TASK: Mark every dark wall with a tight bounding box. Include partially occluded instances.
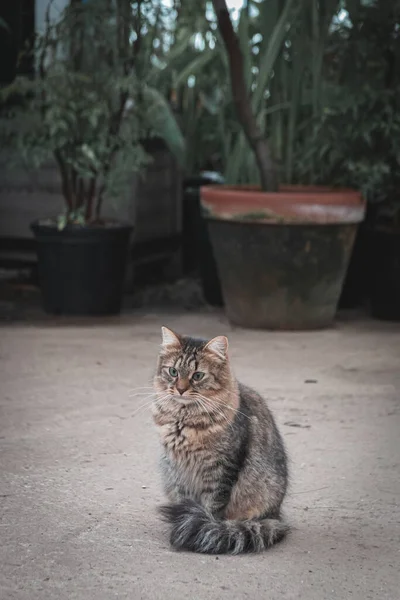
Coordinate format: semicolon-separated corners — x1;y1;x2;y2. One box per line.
0;1;35;84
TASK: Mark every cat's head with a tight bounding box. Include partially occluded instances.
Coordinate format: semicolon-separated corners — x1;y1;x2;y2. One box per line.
154;327;231;402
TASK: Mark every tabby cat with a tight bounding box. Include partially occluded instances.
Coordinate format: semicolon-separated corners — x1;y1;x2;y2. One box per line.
152;327;289;554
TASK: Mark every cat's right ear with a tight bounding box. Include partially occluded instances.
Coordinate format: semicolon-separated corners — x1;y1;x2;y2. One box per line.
204;335;229;360
161;326;182;349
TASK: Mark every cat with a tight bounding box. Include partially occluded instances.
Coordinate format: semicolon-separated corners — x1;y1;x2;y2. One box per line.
152;326;289;554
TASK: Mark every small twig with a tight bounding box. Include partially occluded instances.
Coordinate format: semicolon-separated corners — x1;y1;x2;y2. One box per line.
77;177;84;209
95;184;105;220
71;167;78;210
132;0;143;67
54;150;73;210
38;0;56;79
85;177;96;221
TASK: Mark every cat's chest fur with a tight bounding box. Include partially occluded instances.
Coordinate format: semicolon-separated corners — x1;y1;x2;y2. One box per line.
154;410;217;487
157;415;210;455
159;422;210;497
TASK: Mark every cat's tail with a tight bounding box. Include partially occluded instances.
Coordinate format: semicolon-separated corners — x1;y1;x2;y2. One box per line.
159;499;289;555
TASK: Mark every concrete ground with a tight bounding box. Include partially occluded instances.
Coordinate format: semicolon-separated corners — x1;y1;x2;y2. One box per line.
0;311;399;600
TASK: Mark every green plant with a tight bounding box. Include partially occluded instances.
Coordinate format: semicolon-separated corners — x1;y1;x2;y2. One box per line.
297;86;400;206
0;0;184;227
166;0;341;188
295;0;400;225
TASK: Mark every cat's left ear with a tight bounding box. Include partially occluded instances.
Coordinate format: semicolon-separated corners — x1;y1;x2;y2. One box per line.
204;336;229;360
161;326;182;349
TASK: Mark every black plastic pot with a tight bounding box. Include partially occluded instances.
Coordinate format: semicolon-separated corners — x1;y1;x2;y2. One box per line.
182;172;224;306
369;227;400;321
31;221;133;316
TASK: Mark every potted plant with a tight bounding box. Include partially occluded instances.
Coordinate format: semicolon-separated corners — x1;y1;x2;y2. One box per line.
196;0;365;329
298;87;400;321
295;0;400;321
342;97;400;323
0;0;184;316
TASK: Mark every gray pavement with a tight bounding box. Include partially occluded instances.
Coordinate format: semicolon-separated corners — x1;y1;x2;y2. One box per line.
1;311;399;599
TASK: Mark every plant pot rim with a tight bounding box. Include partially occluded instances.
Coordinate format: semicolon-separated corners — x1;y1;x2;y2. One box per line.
200;184;366;225
31;219;134;242
31;218;133;230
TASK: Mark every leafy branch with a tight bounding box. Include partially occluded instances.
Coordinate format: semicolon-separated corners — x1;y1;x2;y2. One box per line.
0;0;184;226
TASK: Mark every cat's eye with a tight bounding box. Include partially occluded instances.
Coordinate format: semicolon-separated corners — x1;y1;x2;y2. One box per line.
169;367;178;377
192;371;205;382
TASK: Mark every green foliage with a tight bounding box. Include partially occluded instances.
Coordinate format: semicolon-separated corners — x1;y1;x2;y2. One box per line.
296;87;400;200
9;0;395;220
165;0;341;185
166;0;399;224
295;0;400;224
0;0;185;225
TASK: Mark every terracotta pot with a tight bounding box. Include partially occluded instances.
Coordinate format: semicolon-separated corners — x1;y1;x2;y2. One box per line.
200;185;366;330
201;184;365;224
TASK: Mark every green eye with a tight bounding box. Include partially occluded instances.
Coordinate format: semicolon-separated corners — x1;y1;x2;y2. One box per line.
192;371;205;382
169;367;178;377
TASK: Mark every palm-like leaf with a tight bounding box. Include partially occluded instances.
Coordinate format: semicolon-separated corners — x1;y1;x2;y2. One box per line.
142;86;186;167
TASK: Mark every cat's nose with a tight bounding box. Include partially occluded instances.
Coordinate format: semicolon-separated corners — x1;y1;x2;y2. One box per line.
176;381;189;395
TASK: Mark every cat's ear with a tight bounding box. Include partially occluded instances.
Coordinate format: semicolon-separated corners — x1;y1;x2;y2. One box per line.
204;335;229;360
161;326;182;349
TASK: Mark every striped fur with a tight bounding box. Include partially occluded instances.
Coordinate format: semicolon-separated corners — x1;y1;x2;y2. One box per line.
159;500;289;554
152;328;289;555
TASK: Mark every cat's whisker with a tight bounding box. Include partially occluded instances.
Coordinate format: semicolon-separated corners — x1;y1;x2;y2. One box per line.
131;400;171;419
192;397;211;421
194;392;243;431
130;393;170;417
206;394;253;421
129;388;168;400
191;395;216;424
210;387;252;406
192;393;235;432
192;392;222;413
217;403;252;421
128;391;155;399
130;400;155;417
194;397;227;431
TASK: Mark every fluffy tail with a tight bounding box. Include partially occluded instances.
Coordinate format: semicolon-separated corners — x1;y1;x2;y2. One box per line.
159;499;289;555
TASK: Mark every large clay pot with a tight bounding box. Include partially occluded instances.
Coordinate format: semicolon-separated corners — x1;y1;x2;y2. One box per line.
200;185;366;330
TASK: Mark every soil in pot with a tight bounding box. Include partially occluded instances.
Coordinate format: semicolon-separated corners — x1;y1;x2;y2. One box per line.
201;185;365;330
369;227;400;321
31;221;133;316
